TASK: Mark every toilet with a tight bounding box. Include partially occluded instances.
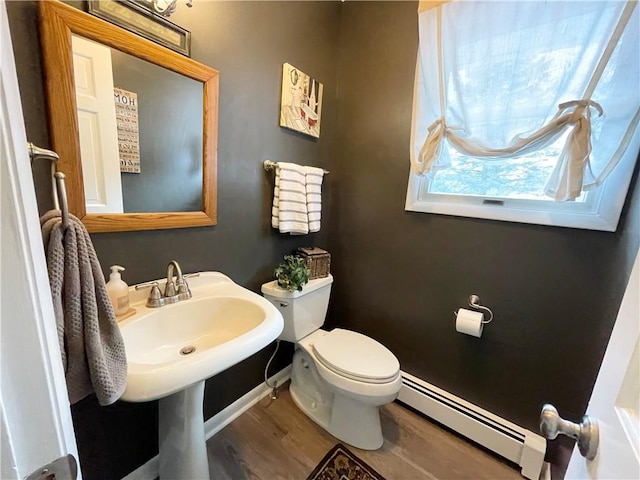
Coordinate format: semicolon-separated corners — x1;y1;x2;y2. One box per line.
261;274;401;450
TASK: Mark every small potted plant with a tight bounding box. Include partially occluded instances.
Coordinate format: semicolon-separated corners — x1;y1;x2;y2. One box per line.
274;255;311;292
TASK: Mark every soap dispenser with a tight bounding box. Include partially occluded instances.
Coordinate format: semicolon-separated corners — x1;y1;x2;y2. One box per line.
106;265;129;316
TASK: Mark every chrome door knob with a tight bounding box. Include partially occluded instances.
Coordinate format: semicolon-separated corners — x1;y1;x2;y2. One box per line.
540;404;599;460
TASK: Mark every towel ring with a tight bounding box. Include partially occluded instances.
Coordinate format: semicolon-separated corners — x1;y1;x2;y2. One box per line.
28;142;70;230
54;172;70;230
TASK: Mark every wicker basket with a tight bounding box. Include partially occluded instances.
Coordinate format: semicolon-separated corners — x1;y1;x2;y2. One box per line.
297;247;331;280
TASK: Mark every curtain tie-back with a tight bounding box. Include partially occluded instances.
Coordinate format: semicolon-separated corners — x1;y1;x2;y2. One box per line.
427;117;446;132
413;117;447;175
413;118;467;175
558;100;604;122
426;117;464;133
544;100;604;202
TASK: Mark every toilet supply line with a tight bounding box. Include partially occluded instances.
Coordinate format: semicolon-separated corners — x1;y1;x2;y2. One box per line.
264;340;281;399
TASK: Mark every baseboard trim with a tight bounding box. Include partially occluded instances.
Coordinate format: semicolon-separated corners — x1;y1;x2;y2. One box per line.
398;371;546;480
121;365;292;480
204;365;292;439
121;456;158;480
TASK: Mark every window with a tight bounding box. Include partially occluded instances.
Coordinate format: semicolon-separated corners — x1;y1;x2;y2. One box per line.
406;1;640;231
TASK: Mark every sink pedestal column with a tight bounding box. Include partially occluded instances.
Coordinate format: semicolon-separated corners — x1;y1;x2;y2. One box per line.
158;381;209;479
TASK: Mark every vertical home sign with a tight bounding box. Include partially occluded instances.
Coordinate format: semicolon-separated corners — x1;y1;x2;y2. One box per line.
114;87;141;173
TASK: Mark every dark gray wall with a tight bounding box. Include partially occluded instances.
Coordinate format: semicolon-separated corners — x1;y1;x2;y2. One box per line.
328;1;640;474
7;1;340;479
8;1;640;478
111;48;204;213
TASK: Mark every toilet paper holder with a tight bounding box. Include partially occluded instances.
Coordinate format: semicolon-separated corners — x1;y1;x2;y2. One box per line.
455;294;494;324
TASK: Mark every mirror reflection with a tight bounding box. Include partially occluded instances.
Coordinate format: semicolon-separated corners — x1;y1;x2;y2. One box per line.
72;34;203;214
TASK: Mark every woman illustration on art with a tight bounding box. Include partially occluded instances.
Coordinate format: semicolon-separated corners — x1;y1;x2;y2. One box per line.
289;68;303;117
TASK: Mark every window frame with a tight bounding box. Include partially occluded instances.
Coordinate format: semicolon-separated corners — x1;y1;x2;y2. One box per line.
406;1;640;232
405;128;639;231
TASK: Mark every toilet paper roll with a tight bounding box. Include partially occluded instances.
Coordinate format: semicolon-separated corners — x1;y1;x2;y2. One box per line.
456;308;484;337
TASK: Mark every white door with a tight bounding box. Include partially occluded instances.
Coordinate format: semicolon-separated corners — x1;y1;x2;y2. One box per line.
0;2;80;479
565;247;640;479
72;34;123;214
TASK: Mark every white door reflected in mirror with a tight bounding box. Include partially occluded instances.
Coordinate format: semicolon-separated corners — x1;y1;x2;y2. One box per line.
72;35;124;214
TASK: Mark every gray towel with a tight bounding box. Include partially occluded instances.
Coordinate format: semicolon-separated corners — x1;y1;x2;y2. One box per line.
41;210;127;406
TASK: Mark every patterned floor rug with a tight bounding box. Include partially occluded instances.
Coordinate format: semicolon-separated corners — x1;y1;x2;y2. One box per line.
306;444;387;480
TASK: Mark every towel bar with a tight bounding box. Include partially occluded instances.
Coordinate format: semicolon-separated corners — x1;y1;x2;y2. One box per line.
263;160;329;174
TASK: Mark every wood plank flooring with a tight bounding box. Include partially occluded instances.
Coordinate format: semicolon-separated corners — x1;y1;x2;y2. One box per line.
206;383;522;479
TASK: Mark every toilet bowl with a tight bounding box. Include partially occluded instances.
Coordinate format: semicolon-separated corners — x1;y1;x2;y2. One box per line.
261;275;401;450
291;329;401;449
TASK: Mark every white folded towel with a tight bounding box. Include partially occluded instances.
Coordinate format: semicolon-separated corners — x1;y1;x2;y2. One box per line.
305;166;324;232
271;162;309;234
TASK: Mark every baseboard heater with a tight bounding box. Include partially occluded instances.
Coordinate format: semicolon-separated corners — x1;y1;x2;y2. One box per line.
398;371;546;480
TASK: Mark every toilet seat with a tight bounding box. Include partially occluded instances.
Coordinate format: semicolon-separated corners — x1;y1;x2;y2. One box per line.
312;329;400;384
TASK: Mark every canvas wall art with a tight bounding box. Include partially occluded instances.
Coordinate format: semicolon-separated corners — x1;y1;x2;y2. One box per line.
114;87;141;173
280;63;324;138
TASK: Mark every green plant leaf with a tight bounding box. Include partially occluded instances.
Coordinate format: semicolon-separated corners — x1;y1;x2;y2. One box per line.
274;254;311;292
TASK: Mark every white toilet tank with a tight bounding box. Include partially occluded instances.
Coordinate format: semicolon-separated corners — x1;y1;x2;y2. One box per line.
261;274;333;342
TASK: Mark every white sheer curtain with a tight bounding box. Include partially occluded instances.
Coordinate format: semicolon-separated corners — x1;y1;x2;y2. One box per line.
411;1;640;202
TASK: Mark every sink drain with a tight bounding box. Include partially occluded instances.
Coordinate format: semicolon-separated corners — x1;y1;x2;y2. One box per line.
180;346;196;355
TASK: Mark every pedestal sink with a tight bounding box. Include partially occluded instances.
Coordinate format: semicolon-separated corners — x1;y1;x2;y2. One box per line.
118;272;284;479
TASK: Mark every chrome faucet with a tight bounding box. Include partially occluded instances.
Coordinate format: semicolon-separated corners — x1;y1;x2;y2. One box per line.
165;260;192;302
164;260;180;297
135;260;193;308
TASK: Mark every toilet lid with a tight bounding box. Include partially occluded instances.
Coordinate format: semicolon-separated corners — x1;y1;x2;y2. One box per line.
312;329;399;383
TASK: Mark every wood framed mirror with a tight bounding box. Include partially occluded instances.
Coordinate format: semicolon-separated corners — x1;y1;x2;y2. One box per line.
39;0;218;232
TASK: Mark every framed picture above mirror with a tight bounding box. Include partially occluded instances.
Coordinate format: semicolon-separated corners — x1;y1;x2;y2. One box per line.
87;0;191;56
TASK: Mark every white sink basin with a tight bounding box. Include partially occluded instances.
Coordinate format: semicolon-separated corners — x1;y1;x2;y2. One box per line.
119;272;284;402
